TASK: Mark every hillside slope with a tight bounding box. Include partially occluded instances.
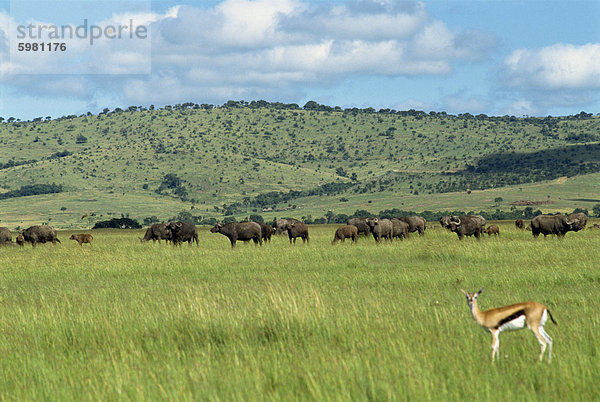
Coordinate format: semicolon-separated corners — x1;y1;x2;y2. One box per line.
0;104;599;228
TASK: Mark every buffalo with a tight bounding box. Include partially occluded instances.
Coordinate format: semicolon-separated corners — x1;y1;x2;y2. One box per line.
286;221;309;244
210;221;262;248
254;222;272;243
530;215;578;238
70;233;93;246
390;218;409;240
485;225;500;237
166;221;199;246
515;219;525;230
140;223;171;243
439;216;455;230
567;213;587;232
21;225;61;247
272;218;300;235
471;215;487;228
346;218;371;236
0;227;11;244
366;218;393;243
447;215;486;240
332;225;358;245
16;233;24;247
398;216;426;236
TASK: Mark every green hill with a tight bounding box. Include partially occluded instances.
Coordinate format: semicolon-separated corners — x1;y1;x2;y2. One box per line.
1;103;599;228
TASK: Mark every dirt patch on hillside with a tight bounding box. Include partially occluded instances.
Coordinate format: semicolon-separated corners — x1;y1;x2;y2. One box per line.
556;176;567;184
510;200;553;206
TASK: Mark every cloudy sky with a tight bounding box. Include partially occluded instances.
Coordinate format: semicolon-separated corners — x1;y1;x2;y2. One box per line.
1;0;599;119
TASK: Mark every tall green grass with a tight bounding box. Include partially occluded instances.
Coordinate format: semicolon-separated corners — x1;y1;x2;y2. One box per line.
0;224;598;400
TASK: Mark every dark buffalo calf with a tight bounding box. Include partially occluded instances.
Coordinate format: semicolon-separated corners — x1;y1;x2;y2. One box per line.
332;225;358;245
515;219;525;230
16;233;25;247
70;233;93;246
485;225;500;237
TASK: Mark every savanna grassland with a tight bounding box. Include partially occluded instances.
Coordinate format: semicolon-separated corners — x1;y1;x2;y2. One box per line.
1;104;600;228
0;223;598;400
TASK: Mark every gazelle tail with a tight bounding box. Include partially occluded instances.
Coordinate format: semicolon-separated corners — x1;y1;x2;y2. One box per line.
547;309;557;326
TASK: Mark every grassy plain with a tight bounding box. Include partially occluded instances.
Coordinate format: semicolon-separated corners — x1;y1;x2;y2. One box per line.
1;171;599;229
0;223;598;400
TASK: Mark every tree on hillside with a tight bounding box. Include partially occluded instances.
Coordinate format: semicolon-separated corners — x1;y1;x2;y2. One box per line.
249;214;264;222
160;173;182;190
92;218;141;229
156;173;189;202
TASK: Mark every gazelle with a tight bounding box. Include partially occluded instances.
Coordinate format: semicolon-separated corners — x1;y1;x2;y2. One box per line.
461;288;557;362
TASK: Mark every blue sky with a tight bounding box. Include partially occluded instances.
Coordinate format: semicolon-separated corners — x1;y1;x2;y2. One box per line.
1;0;599;119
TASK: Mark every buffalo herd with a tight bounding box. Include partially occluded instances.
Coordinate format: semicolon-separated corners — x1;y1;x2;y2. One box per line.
0;212;592;248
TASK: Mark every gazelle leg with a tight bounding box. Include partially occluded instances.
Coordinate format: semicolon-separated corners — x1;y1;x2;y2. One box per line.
531;326;547;362
491;329;500;363
539;327;553;362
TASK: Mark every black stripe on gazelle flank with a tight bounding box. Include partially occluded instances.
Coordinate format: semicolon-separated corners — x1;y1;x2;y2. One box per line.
495;309;525;329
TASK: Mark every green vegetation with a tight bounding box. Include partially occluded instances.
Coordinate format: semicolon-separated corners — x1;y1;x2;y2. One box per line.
0;183;63;200
0;102;599;228
92;217;141;229
0;224;598;399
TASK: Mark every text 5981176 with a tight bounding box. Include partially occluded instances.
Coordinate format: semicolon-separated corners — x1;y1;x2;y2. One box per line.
18;42;66;51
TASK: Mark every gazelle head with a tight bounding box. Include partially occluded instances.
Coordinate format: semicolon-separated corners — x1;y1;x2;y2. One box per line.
461;288;484;307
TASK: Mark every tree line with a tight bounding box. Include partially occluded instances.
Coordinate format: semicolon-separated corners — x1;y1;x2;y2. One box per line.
3;99;598;124
0;183;63;200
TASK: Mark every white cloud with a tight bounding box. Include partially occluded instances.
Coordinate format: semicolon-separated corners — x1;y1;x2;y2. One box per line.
101;6;180;28
412;20;455;59
498;43;600;114
1;0;496;109
138;0;491;102
216;0;302;46
504;99;537;117
287;3;428;41
503;43;600;90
